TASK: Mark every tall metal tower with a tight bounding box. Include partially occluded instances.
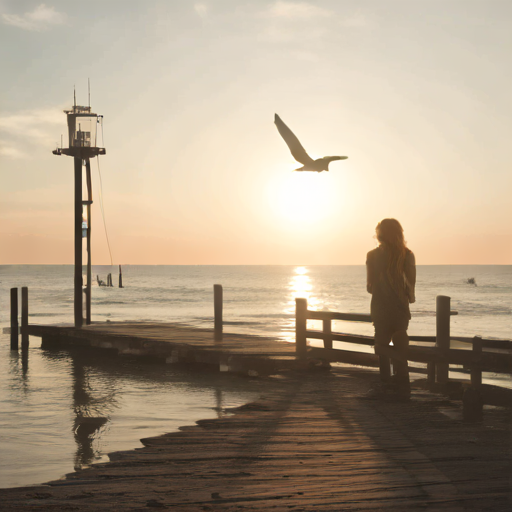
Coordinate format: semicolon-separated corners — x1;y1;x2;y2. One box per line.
53;91;106;327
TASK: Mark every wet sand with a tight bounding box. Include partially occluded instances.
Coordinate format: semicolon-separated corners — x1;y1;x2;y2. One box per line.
0;366;510;511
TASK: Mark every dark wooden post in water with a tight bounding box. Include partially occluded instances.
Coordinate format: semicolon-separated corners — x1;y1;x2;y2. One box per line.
214;284;223;333
436;295;451;385
85;160;93;325
74;156;83;327
119;265;123;288
295;298;307;360
322;318;332;349
10;287;18;351
21;287;29;351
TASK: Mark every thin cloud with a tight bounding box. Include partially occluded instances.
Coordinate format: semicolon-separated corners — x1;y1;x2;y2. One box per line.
0;141;24;159
0;108;65;158
0;108;63;139
342;11;373;28
194;3;209;19
259;1;331;44
259;3;374;44
265;1;331;19
2;4;66;31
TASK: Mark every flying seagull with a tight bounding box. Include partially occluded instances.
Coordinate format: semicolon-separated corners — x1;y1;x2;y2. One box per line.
274;114;348;172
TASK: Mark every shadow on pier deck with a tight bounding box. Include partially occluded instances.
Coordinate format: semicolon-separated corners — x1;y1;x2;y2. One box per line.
0;365;510;511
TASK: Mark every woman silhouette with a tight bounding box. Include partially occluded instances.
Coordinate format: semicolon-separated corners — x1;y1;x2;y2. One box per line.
366;219;416;396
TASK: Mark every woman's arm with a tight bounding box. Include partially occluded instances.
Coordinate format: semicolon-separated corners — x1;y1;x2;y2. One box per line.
366;252;373;294
405;251;416;303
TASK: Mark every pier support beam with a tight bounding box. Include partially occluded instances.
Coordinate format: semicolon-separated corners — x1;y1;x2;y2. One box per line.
10;287;18;351
214;284;223;336
85;159;92;325
21;287;29;351
74;157;83;328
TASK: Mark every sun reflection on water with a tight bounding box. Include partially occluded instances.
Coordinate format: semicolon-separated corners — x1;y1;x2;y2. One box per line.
289;266;316;303
280;266;322;342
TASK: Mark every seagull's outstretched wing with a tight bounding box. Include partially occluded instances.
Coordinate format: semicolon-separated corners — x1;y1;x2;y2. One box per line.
274;114;314;166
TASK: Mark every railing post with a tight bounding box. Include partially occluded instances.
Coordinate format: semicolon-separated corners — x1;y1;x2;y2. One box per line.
10;287;19;351
470;336;482;389
463;336;483;421
323;318;332;349
295;298;308;360
436;295;451;385
214;284;223;333
21;287;29;351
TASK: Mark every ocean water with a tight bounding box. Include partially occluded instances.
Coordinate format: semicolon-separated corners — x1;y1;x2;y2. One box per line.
0;265;510;489
1;265;511;339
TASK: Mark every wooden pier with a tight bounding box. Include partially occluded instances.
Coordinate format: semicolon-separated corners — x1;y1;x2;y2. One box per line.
11;286;512;415
4;288;512;509
26;322;299;376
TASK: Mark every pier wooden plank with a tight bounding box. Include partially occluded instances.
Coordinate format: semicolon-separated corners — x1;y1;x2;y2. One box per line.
27;322;295;356
26;322;299;374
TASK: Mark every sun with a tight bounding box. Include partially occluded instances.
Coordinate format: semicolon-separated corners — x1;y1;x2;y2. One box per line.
267;172;337;228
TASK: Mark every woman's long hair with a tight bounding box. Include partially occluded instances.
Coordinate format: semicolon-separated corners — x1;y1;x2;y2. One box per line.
375;218;408;288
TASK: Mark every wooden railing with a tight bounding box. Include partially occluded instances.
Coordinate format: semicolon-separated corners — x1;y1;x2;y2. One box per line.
295;295;511;418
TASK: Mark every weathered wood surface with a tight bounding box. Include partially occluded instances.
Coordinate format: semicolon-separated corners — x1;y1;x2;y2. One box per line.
10;287;18;350
27;322;294;355
1;367;510;510
26;322;298;374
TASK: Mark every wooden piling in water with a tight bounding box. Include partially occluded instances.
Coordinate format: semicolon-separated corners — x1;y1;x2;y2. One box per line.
214;284;223;333
74;157;83;328
119;265;123;288
85;159;92;325
436;295;451;384
21;287;29;351
10;288;18;351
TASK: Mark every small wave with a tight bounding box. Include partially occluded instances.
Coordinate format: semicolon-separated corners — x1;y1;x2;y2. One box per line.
455;301;511;316
143;297;201;305
223;321;261;326
411;310;436;318
29;313;58;317
93;300;128;306
242;313;294;319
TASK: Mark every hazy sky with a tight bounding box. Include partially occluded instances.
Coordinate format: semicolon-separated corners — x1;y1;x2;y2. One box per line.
1;0;511;265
